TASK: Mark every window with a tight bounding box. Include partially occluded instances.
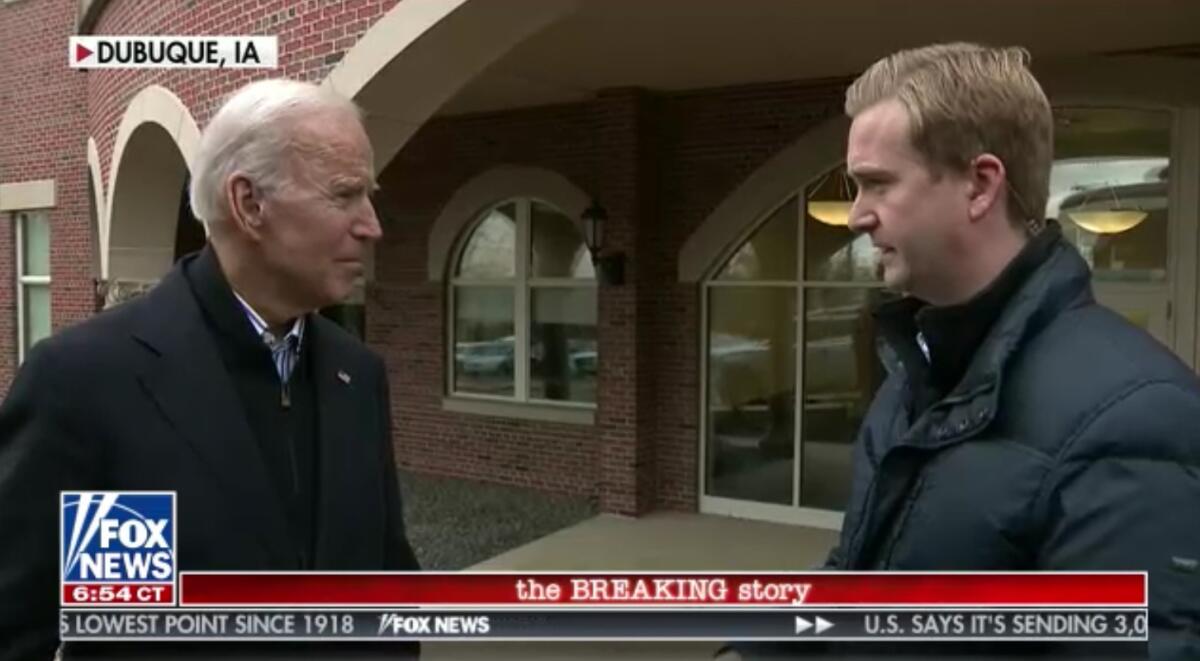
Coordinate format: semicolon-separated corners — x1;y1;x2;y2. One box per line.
17;210;51;362
705;167;889;513
449;199;597;406
1048;108;1174;344
1050;108;1170;281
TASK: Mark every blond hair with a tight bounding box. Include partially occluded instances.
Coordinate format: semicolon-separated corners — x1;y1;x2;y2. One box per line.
845;43;1052;227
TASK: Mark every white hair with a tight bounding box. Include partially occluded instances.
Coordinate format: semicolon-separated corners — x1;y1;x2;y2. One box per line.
188;78;365;224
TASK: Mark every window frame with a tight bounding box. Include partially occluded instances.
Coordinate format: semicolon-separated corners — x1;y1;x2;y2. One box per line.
16;209;51;364
446;197;598;413
1049;106;1180;351
701;186;882;526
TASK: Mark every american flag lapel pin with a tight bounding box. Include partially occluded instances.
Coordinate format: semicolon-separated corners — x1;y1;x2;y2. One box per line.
337;370;351;384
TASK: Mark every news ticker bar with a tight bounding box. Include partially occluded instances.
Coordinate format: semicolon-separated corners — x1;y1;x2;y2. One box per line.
61;608;1149;642
173;572;1146;607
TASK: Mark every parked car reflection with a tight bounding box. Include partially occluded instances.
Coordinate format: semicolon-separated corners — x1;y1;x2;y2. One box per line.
567;338;597;375
455;336;514;376
455;339;598;378
707;298;882;509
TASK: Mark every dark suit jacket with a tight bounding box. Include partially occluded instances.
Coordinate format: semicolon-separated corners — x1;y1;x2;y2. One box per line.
0;250;419;660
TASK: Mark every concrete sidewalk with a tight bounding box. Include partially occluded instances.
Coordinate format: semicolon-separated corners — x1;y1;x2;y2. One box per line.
470;511;838;571
423;512;839;660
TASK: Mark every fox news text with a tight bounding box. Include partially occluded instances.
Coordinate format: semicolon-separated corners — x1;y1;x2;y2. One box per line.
61;492;177;607
58;492;1147;642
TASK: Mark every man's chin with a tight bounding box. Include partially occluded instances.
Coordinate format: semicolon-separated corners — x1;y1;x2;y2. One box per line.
323;281;357;306
881;268;907;294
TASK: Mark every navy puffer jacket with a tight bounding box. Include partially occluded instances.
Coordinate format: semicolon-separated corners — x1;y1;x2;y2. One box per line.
820;232;1200;659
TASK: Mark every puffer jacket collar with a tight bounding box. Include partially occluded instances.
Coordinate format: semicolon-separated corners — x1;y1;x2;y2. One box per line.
872;223;1095;452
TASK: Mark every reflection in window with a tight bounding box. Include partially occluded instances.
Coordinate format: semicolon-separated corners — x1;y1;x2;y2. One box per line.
18;211;52;362
530;288;597;403
806;232;878;283
717;197;798;281
800;288;886;510
22;211;50;276
705;163;885;514
450;198;597;405
23;286;51;352
453;287;515;397
805;168;877;282
707;287;795;506
531;201;593;279
1049;109;1170;281
570;250;596;279
457;204;516;279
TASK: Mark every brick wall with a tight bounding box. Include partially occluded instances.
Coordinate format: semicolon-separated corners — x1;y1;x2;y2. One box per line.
0;0;403;392
650;80;848;510
88;0;403;186
374;79;848;513
0;0;91;394
372;101;610;504
2;0;852;514
588;89;651;515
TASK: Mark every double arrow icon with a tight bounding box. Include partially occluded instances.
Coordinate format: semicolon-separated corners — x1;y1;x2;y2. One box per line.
794;616;834;635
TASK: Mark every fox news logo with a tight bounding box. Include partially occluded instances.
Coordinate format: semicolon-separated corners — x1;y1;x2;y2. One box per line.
62;492;175;583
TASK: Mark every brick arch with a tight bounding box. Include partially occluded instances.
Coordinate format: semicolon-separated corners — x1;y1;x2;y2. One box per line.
105;85;199;281
677;116;849;284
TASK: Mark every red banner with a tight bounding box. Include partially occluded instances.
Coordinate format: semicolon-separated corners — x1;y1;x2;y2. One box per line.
179;572;1144;607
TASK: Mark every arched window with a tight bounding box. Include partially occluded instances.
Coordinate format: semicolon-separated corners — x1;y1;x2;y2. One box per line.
449;198;597;406
702;109;1187;524
704;164;888;519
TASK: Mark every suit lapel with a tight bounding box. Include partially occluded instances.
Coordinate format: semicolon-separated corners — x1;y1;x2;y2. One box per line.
132;263;293;566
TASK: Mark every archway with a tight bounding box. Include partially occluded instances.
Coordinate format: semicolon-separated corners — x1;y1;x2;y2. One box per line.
104;85;201;301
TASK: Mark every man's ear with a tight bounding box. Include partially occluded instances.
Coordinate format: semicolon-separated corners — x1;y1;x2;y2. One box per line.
227;173;266;239
967;153;1007;223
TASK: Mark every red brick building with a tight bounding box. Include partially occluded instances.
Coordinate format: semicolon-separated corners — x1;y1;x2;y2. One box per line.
3;0;1199;528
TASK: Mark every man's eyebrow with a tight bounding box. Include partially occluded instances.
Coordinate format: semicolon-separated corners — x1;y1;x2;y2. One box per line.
330;175;372;189
847;165;890;180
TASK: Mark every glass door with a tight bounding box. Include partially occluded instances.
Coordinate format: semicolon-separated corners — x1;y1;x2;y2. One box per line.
702;170;884;529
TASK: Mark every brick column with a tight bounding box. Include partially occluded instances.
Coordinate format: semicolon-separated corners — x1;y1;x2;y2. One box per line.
592;89;658;515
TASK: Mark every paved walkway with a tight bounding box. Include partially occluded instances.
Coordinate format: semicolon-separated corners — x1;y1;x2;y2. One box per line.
471;511;838;570
424;512;839;660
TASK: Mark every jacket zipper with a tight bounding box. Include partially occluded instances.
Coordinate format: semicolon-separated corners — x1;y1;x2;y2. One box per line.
281;381;298;496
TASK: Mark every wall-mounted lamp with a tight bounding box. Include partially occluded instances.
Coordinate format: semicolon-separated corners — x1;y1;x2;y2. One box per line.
581;200;625;285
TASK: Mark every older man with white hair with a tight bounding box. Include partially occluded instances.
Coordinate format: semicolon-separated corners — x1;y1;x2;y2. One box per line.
0;79;420;660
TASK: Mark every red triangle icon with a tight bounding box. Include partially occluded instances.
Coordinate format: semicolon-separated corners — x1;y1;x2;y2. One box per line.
75;43;93;62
